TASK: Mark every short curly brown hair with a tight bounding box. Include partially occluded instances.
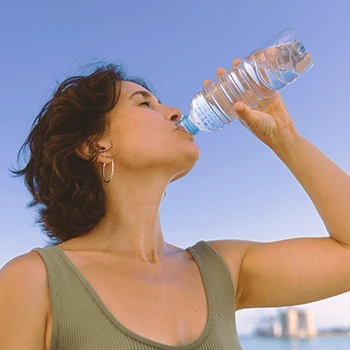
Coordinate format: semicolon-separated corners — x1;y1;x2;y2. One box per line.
11;63;154;244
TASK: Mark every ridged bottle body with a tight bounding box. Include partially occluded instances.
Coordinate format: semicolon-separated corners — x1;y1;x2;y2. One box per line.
177;29;314;136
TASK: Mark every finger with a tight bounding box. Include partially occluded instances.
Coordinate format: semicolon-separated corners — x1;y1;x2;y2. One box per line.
216;67;226;78
204;67;228;87
233;58;242;67
203;79;211;87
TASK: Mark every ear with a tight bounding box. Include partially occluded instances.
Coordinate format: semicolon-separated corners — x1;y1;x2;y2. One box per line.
76;138;113;164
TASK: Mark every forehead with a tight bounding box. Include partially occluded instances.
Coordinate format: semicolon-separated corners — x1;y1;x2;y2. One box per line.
119;81;161;105
120;81;150;96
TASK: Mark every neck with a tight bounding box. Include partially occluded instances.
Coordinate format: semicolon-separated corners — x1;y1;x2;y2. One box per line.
77;170;171;263
89;208;167;262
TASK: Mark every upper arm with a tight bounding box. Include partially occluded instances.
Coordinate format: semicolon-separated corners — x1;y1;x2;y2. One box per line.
0;251;49;350
236;237;350;310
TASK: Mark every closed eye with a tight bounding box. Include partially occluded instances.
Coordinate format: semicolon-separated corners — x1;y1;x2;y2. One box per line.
140;101;151;107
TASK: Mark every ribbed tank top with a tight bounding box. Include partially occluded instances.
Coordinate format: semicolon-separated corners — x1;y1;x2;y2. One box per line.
33;241;242;350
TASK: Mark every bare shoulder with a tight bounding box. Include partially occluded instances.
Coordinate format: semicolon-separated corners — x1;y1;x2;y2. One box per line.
0;251;49;349
1;250;49;290
2;249;46;270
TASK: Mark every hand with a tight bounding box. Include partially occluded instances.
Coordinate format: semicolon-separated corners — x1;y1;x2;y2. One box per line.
204;59;300;147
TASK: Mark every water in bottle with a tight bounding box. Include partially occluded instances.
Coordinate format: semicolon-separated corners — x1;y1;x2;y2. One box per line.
176;28;314;136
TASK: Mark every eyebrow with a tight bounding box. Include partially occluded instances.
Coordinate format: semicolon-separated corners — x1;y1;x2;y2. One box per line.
128;90;161;104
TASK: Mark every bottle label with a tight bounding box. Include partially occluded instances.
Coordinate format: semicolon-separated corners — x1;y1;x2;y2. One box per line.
192;94;225;131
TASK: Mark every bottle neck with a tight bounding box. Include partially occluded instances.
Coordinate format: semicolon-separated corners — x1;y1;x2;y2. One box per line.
176;115;200;136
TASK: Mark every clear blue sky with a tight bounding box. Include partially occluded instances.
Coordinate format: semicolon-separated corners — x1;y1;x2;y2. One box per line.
1;0;350;335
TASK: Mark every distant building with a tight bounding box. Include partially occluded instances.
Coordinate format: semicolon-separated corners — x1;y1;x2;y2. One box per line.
254;308;350;339
280;308;316;338
254;308;317;339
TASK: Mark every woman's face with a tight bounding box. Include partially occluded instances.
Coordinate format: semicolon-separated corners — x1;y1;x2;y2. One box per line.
105;81;200;181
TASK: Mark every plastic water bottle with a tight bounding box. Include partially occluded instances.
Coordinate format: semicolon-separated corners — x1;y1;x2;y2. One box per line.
176;28;314;136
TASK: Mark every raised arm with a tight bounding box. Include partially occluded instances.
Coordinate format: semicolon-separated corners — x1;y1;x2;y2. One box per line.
205;61;350;309
233;91;350;247
216;127;350;309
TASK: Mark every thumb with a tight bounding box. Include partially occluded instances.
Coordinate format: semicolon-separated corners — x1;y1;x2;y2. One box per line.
233;102;256;128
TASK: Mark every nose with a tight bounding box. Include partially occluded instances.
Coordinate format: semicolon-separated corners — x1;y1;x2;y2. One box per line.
165;107;182;123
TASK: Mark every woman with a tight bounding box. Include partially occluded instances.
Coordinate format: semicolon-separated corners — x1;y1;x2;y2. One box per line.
1;59;350;350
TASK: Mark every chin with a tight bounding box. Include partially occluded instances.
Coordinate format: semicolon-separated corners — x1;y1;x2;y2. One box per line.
170;154;200;183
184;141;200;161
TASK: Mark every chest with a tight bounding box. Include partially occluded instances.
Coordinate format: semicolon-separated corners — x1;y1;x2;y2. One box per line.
46;255;210;348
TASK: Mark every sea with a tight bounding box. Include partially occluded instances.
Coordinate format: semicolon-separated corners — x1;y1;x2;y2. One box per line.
239;337;350;350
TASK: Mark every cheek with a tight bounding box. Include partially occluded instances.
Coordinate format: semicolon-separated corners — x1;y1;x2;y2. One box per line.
110;121;200;167
112;132;168;166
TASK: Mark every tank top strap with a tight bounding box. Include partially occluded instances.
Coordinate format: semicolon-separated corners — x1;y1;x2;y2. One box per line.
32;246;97;308
32;247;72;312
32;246;111;349
186;241;237;318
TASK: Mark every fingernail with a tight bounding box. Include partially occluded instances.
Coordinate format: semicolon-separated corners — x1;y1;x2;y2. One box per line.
234;102;244;111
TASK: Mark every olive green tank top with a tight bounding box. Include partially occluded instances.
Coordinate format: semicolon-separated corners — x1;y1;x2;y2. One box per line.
33;241;242;350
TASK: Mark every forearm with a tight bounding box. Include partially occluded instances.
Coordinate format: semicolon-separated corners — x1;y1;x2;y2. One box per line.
271;130;350;245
